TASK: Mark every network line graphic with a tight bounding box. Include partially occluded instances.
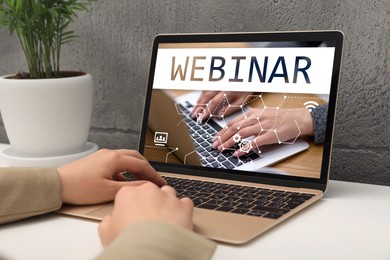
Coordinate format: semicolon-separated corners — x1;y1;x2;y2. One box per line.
210;93;307;155
150;90;326;167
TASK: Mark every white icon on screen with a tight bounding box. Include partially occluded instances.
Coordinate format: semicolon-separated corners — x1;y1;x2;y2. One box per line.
303;101;319;112
239;140;252;154
154;132;168;146
195;107;206;124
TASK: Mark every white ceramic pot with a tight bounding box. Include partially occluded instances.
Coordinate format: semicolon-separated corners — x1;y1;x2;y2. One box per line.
0;73;93;157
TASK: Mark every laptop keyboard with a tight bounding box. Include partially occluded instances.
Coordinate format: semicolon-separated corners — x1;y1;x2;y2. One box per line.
123;173;315;219
178;102;261;169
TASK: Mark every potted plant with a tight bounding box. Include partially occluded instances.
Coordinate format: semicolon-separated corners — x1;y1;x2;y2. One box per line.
0;0;97;166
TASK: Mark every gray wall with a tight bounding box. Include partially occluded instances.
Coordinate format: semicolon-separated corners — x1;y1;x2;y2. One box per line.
1;0;389;185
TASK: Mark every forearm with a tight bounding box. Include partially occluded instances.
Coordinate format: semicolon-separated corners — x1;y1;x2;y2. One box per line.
96;221;216;260
0;168;62;224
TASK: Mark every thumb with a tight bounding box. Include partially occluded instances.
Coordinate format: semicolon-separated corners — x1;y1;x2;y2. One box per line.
98;215;113;247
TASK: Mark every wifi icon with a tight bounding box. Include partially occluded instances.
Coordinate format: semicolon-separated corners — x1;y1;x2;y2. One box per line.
303;101;319;112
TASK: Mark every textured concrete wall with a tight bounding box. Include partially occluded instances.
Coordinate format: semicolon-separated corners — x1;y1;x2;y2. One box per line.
0;0;389;185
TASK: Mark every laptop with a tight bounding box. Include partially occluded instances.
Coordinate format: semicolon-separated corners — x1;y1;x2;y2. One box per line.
58;31;344;244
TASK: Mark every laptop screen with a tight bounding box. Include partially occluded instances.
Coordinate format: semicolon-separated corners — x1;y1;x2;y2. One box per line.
140;32;343;186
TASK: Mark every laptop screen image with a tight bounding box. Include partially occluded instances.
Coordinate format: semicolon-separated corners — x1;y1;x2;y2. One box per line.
140;32;343;190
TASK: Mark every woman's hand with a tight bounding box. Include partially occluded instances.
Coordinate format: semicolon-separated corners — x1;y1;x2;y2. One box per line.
212;107;314;157
98;182;194;247
191;91;253;120
57;149;166;205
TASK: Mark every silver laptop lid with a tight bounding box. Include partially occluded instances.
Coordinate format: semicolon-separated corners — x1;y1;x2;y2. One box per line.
139;31;344;192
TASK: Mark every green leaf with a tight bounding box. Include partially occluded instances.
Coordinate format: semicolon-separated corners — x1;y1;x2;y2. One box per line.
0;0;96;78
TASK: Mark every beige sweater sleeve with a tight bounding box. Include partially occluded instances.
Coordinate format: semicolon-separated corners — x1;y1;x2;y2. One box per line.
96;220;216;260
0;167;62;224
0;168;216;259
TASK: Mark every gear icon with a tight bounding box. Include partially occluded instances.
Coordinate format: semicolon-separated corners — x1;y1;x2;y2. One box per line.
232;133;241;143
239;140;253;154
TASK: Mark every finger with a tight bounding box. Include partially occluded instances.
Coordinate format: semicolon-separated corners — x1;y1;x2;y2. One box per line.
213;119;258;149
202;92;223;118
196;91;217;104
161;185;177;197
193;92;224;119
213;119;238;142
196;93;215;105
180;197;195;230
180;196;194;210
233;132;279;157
201;104;214;119
98;215;113;247
221;105;241;117
233;140;256;157
115;149;148;161
219;125;261;151
113;172;127;181
229;110;257;128
99;180;149;202
216;105;228;117
116;156;167;187
109;179;149;190
253;131;279;147
191;103;207;119
198;93;216;105
213;111;250;140
191;92;216;118
210;92;230;117
214;92;241;117
219;120;243;142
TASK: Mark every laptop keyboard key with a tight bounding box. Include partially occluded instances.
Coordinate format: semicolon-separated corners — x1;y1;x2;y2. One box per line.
236;203;254;210
288;194;314;201
216;206;234;212
263;212;283;219
198;203;219;210
221;201;241;208
284;200;306;209
222;160;235;169
252;205;289;215
207;199;224;205
231;208;250;215
248;152;260;160
246;210;266;217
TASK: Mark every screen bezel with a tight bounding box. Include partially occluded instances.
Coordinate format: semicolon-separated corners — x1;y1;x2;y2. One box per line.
139;31;344;192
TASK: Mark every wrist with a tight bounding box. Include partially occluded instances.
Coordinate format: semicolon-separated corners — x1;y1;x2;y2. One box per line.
57;167;72;204
297;108;314;136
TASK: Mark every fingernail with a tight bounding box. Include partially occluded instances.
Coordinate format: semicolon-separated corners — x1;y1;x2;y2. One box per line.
212;141;219;149
218;144;223;151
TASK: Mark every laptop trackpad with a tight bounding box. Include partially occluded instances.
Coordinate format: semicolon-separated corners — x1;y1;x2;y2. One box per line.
193;208;271;244
87;204;114;219
87;204;204;220
87;205;268;244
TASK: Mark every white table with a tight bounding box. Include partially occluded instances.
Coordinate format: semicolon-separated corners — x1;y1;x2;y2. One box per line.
1;144;389;260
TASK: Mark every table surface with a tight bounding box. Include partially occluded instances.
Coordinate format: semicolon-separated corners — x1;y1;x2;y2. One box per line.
1;144;389;260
